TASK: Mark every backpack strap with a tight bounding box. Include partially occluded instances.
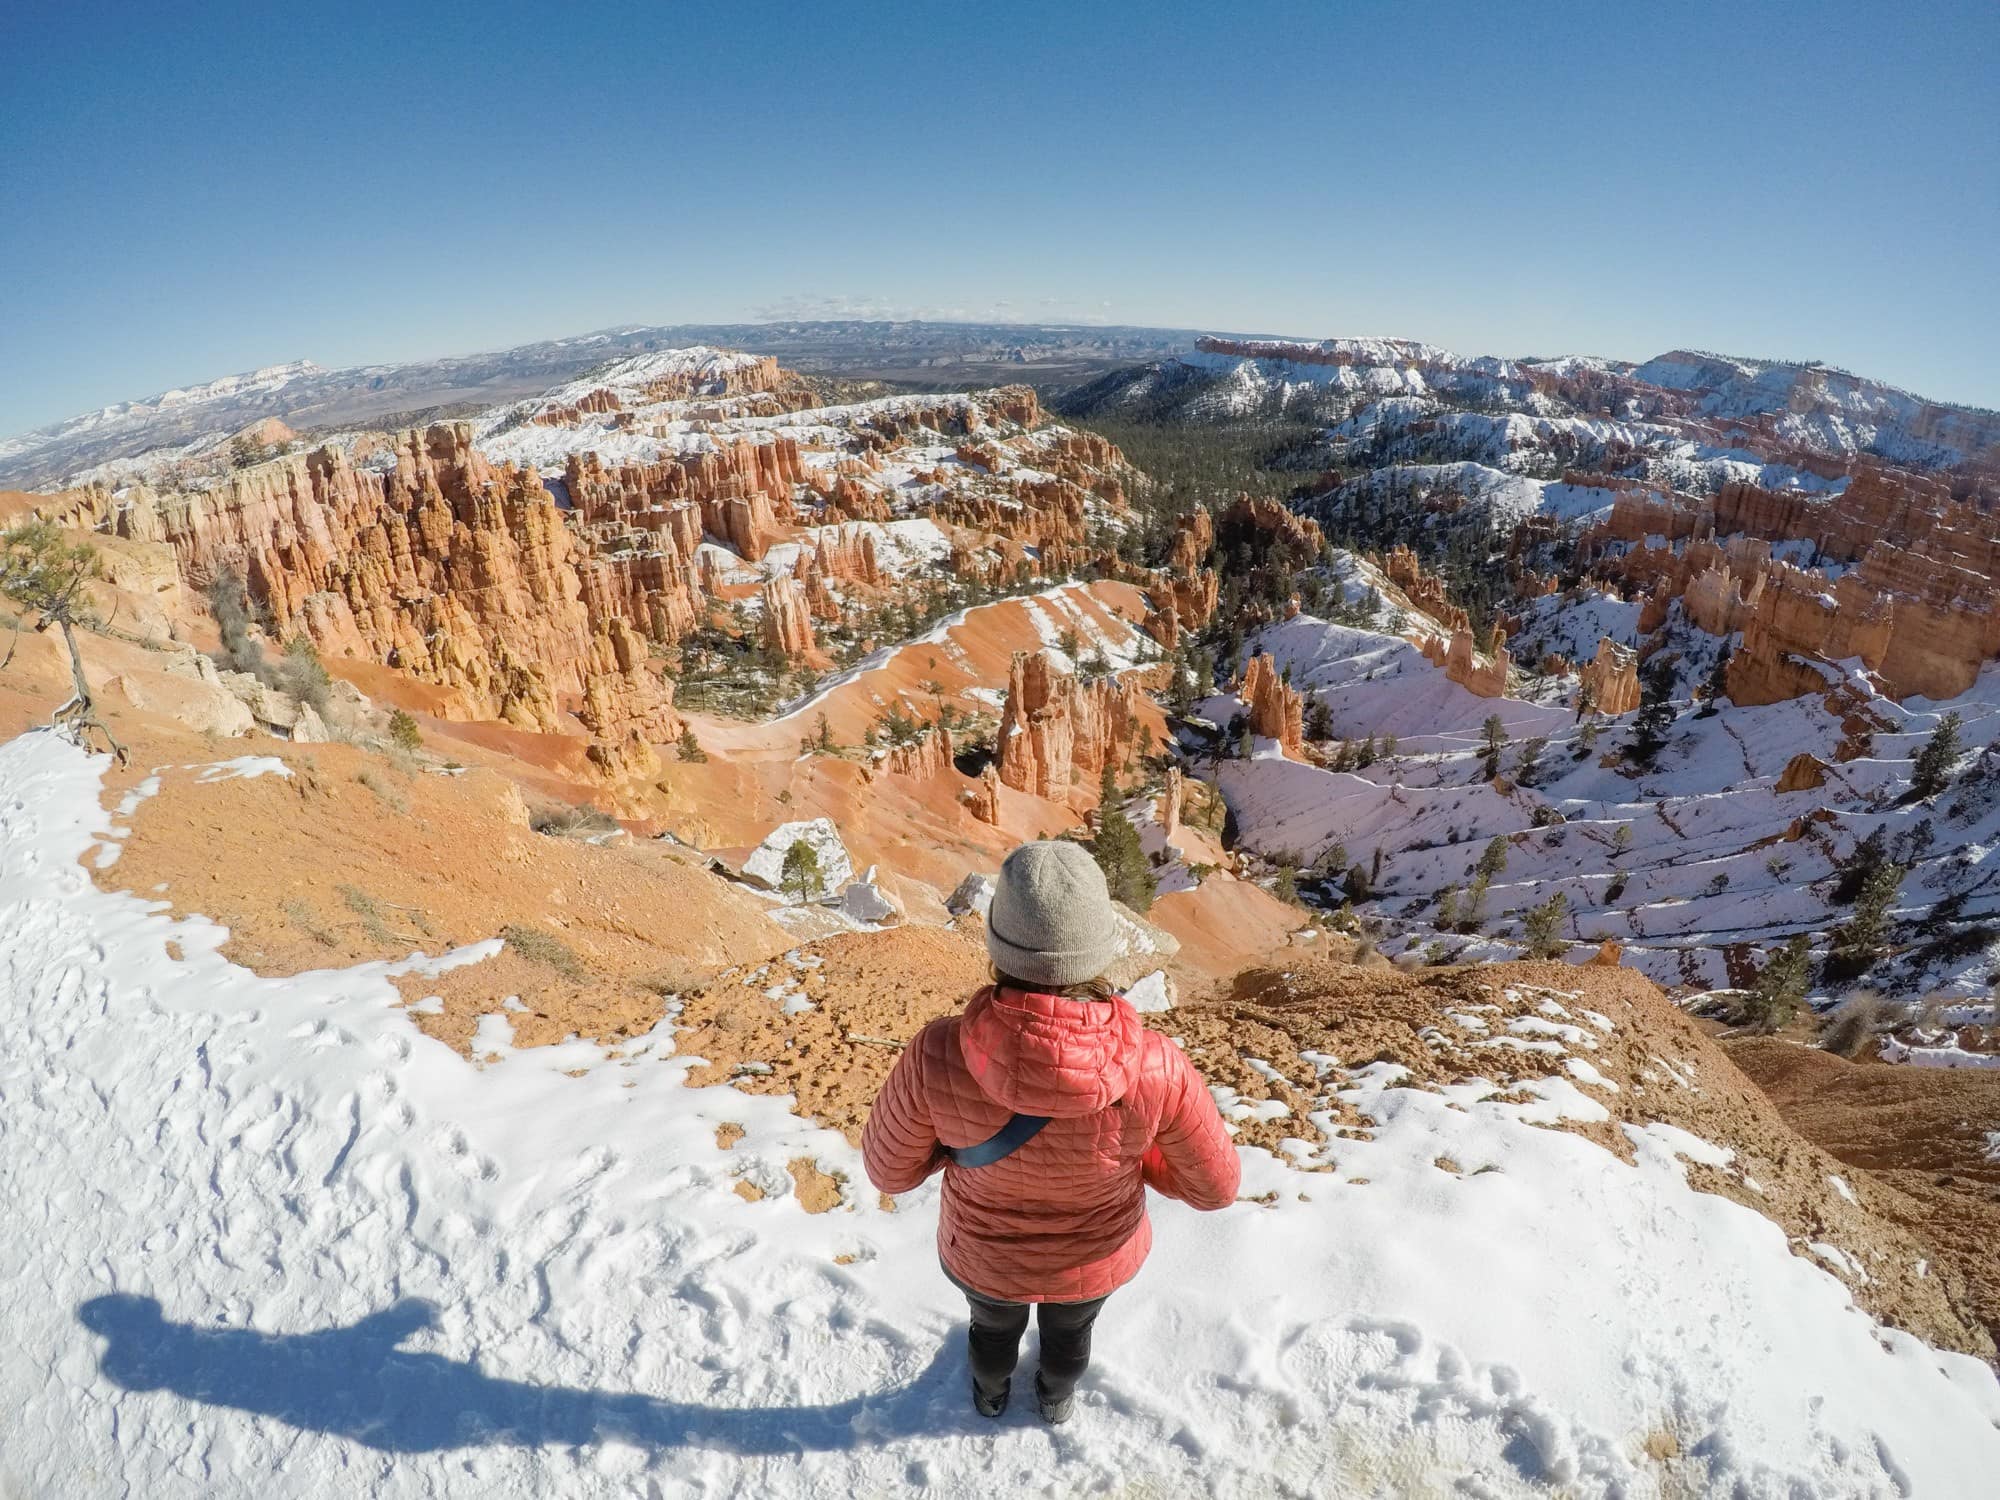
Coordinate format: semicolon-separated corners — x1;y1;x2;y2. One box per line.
947;1112;1051;1168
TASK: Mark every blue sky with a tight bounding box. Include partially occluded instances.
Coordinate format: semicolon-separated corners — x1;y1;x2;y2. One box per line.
2;0;1995;434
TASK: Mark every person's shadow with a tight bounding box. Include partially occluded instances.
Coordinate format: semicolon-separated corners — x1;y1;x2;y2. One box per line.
77;1294;980;1453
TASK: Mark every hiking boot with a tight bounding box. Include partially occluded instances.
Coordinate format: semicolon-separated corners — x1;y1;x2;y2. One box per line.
972;1377;1010;1418
1035;1378;1073;1425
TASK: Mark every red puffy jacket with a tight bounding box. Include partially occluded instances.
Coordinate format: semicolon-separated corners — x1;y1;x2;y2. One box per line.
861;985;1240;1303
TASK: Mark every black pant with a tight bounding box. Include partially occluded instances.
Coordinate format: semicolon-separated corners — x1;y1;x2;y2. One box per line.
945;1263;1109;1402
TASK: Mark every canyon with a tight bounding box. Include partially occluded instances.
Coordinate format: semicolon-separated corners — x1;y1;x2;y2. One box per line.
9;326;2000;1500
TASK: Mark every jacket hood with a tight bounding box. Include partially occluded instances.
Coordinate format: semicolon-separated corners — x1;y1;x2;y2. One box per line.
957;985;1144;1118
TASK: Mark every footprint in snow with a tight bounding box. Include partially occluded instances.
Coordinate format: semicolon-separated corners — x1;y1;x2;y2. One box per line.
431;1127;499;1182
287;1019;354;1050
373;1034;413;1065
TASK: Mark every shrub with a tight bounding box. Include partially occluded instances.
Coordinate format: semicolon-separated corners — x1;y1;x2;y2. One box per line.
355;767;408;814
282;635;333;712
338;884;393;944
531;800;619;838
206;572;266;677
1272;863;1299;905
387;708;422;752
501;923;586;981
1819;991;1893;1058
1522;892;1569;959
678;724;707;763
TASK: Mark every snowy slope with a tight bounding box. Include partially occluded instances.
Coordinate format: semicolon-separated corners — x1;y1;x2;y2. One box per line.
1217;606;2000;1002
5;732;2000;1497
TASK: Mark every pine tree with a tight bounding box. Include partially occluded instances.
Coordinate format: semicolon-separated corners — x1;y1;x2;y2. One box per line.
1627;655;1678;769
1342;864;1371;903
780;840;823;904
1513;735;1547;788
1463;874;1491;933
678;724;707;763
1166;646;1195;716
1312;841;1349;880
1825;862;1904;982
1830;826;1888;904
1435;883;1461;931
1091;789;1157;914
1476;836;1509;883
1479;715;1508;781
1;521;126;763
1696;645;1733;717
1910;711;1964;800
1304;695;1334;743
1747;934;1811;1032
1522;891;1569;958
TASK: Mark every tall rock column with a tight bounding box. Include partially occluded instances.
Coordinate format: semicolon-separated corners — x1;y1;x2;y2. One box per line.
995;649;1146;800
760;576;817;659
1242;653;1304;758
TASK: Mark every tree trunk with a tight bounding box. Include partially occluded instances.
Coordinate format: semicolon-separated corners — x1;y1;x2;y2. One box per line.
55;613;128;765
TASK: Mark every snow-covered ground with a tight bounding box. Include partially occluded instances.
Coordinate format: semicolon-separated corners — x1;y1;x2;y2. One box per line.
4;731;1999;1497
1215;608;2000;1003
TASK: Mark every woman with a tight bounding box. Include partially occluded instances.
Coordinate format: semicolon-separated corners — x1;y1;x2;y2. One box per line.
861;840;1239;1423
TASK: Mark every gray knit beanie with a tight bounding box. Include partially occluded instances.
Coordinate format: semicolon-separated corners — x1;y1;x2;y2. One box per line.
983;840;1121;988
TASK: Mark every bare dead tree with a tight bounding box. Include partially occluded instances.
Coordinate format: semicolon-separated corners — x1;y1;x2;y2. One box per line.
0;520;128;764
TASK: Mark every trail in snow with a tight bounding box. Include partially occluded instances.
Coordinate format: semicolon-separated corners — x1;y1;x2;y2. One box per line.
2;733;1998;1498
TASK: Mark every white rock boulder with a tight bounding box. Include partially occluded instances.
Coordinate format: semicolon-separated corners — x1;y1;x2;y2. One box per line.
742;818;855;900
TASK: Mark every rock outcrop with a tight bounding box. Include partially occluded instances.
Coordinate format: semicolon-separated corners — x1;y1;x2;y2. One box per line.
78;425;693;772
1380;544;1468;632
966;764;1002;825
1419;626;1511;699
1577;638;1640;716
881;725;953;781
1241;653;1305;757
995;650;1144;801
760;576;817;660
1582;466;2000;706
1776;752;1829;793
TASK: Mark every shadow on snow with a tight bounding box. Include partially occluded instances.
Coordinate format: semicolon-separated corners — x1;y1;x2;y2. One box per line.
77;1294;982;1454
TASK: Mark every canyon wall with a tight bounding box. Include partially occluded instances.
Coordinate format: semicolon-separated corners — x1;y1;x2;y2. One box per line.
1583;469;2000;705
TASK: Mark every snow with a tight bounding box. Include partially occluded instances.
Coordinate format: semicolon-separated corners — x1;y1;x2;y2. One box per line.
194;755;295;782
0;360;325;464
6;733;2000;1496
1330;461;1623;528
1123;971;1173;1013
